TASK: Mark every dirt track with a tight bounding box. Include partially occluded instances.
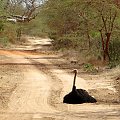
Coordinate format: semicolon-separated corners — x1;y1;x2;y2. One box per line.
0;37;120;120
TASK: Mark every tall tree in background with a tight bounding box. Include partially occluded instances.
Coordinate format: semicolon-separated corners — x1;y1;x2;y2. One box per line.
2;0;45;22
91;0;118;61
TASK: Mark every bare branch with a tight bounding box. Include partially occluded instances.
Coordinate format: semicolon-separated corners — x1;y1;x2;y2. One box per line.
101;12;108;33
2;0;45;23
110;11;117;32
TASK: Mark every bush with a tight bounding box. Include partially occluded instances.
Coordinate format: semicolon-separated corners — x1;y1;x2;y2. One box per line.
52;37;75;50
0;21;4;32
50;31;84;50
83;63;98;73
109;39;120;68
0;37;9;47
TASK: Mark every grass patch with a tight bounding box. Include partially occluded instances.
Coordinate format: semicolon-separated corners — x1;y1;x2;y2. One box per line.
0;37;9;47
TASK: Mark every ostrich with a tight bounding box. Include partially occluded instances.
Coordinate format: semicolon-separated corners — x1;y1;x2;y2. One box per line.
63;69;97;104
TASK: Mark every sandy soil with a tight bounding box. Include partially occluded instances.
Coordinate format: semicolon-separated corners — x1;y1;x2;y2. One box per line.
0;36;120;120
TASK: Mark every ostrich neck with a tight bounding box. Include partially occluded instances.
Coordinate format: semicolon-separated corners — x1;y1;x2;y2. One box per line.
72;72;77;90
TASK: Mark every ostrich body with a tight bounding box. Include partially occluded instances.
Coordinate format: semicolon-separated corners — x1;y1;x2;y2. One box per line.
63;69;97;104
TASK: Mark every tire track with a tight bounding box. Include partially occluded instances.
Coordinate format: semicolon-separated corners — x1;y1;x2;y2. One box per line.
29;59;67;111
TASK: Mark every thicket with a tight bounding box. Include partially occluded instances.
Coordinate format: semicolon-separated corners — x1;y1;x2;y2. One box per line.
0;0;21;46
0;20;26;47
0;0;46;46
41;0;120;67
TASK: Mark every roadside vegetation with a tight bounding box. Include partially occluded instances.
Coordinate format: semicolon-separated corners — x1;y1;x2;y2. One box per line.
0;0;120;68
0;0;47;47
41;0;120;68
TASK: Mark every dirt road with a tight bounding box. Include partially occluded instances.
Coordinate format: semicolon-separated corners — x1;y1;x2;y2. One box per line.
0;37;120;120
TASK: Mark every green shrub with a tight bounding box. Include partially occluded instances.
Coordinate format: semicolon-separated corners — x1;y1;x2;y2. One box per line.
52;37;75;50
0;37;9;47
0;21;4;32
50;31;83;50
48;31;58;40
109;39;120;68
83;63;98;73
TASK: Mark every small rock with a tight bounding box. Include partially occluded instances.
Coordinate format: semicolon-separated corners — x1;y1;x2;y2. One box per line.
116;77;120;80
71;60;78;64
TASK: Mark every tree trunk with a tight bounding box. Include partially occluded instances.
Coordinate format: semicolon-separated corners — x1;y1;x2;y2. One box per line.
99;30;106;61
87;30;91;49
85;21;91;49
99;30;111;61
103;33;111;61
16;27;22;41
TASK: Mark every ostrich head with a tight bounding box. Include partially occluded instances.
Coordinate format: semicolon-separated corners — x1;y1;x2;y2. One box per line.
73;69;78;74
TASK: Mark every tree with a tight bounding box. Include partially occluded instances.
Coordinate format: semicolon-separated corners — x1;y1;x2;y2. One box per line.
0;0;46;41
90;0;118;61
42;0;120;63
0;0;46;23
